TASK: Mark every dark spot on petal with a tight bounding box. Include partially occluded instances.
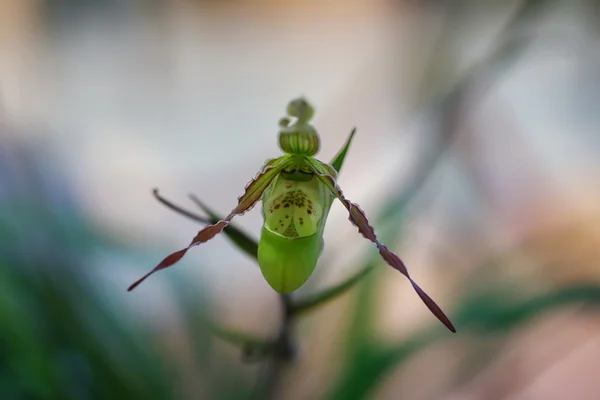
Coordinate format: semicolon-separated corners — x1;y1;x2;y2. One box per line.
285;215;289;219
307;210;312;214
274;204;280;209
284;204;290;208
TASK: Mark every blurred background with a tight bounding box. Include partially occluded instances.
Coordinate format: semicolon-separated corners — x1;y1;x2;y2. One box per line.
2;0;600;399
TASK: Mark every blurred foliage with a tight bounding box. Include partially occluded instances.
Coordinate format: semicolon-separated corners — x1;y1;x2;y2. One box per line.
0;144;175;399
0;143;256;399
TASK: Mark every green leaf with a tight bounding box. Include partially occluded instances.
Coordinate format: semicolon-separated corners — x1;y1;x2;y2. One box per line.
291;266;373;315
329;128;356;173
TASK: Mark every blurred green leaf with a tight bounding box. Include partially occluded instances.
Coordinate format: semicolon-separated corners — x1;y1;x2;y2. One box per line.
170;276;256;400
456;284;600;332
291;266;373;316
328;283;600;399
207;324;272;349
329;128;356;173
326;334;437;400
0;258;177;400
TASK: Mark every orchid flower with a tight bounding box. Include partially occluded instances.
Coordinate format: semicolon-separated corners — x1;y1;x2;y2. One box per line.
128;97;455;332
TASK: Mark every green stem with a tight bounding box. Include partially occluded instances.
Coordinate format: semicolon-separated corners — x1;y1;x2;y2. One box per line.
253;294;295;399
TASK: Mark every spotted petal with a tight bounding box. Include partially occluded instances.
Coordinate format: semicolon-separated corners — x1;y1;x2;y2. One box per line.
128;156;291;291
306;158;456;332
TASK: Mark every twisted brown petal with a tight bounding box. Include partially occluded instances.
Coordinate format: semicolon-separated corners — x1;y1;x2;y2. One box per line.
128;157;289;291
307;159;456;332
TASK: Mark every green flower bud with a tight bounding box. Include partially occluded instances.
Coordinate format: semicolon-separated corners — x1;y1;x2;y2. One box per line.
278;124;320;156
278;97;320;156
286;97;314;123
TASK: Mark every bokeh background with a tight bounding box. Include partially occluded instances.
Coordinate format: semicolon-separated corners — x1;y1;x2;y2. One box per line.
2;0;600;399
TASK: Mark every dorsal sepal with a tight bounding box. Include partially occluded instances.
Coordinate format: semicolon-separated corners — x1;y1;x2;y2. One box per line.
278;97;320;156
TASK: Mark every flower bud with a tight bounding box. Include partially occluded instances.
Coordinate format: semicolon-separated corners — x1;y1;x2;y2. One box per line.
286;98;314;123
278;124;320;156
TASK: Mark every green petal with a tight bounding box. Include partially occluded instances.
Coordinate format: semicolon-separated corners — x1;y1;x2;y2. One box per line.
329;128;356;173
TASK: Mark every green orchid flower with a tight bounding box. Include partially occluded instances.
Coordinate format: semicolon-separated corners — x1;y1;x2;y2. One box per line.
128;97;455;332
